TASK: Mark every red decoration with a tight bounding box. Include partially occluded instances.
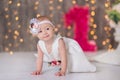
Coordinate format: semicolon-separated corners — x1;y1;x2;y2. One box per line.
64;5;97;52
49;60;61;66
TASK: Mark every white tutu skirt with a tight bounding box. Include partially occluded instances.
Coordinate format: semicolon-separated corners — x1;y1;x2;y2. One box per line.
63;37;96;72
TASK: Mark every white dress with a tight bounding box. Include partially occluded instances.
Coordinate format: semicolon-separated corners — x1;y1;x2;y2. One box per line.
38;34;96;72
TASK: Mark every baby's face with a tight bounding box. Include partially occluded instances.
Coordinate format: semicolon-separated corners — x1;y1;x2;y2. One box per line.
37;23;55;41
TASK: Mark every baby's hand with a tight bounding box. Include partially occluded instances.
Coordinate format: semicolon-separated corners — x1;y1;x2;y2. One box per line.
55;71;65;76
31;70;41;75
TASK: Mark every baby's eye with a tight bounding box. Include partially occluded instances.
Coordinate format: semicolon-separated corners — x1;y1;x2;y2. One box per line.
46;27;50;30
38;31;42;33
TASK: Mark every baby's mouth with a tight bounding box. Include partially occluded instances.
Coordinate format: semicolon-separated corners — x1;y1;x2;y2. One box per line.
43;35;49;38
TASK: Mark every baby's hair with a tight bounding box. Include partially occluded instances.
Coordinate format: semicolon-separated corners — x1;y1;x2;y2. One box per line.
37;16;51;22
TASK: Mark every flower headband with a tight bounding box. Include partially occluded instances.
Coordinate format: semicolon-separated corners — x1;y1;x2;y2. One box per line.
29;18;54;34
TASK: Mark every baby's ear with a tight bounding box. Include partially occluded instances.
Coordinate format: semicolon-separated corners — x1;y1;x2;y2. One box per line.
32;34;37;37
53;27;55;31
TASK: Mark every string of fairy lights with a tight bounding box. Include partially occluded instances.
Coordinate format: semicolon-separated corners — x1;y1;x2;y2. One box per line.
4;0;24;55
2;0;113;54
85;0;113;50
88;0;97;40
104;0;113;50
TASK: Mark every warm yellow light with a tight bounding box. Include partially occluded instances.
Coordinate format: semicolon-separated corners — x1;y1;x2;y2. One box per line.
15;16;19;21
108;27;111;31
86;3;89;7
18;25;21;28
93;35;97;40
57;6;61;10
91;11;95;16
9;51;13;55
93;24;97;28
106;38;110;43
90;17;94;22
8;43;12;47
91;7;96;10
20;38;24;43
67;26;72;30
90;30;95;35
4;8;8;11
59;0;63;2
102;41;106;45
91;0;95;4
8;0;12;4
104;14;109;20
49;6;54;10
5;47;9;52
72;0;76;4
5;35;9;39
49;0;53;4
14;30;19;36
5;15;9;18
85;0;89;1
57;24;61;28
7;22;11;26
36;14;41;18
104;26;108;31
13;35;17;40
105;3;109;8
14;11;18;15
35;1;39;5
54;28;58;32
108;44;112;48
17;3;21;7
34;6;38;10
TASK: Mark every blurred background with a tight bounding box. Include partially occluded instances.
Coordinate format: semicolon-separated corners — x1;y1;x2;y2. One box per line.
0;0;117;54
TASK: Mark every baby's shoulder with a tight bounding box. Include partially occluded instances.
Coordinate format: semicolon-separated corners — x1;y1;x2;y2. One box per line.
38;40;41;43
37;40;43;45
58;38;64;42
58;37;65;45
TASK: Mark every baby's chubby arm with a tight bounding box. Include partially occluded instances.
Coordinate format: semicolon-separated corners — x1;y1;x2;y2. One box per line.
31;44;43;75
56;38;67;76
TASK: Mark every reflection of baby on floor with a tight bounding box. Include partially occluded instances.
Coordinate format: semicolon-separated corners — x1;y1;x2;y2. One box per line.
29;16;96;76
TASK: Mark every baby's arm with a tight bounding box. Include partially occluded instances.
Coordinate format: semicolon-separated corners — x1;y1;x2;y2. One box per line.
55;38;67;76
31;44;43;75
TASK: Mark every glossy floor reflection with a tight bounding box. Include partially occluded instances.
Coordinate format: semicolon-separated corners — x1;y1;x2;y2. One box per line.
0;51;120;80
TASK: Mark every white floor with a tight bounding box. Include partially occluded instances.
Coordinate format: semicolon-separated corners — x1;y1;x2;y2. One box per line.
0;51;120;80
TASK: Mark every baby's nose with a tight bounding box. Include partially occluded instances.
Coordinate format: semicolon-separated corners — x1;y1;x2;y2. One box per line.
43;30;47;34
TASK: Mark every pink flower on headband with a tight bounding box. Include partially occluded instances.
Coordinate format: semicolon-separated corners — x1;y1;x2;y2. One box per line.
30;18;40;28
29;18;40;34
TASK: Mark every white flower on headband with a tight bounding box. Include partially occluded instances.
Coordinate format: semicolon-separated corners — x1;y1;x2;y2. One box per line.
30;18;39;25
30;28;40;34
29;18;40;34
